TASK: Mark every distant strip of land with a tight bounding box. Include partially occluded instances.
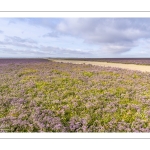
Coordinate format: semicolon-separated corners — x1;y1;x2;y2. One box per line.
51;59;150;73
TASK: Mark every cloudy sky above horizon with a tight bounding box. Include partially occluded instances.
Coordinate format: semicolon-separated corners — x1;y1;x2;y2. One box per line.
1;18;150;58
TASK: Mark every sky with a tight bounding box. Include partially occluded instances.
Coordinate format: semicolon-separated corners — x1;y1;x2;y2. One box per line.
1;18;150;58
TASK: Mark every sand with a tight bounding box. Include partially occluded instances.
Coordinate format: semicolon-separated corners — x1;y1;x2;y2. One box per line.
50;59;150;73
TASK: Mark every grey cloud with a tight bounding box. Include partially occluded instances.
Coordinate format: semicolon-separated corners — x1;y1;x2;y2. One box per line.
102;43;134;54
0;30;3;34
13;42;39;49
57;18;150;42
5;36;37;44
8;20;16;25
16;18;150;47
0;41;5;45
101;40;137;54
40;46;91;56
0;47;19;54
0;39;39;50
15;18;60;29
56;18;150;54
43;32;59;38
0;38;91;57
0;36;39;50
0;48;43;57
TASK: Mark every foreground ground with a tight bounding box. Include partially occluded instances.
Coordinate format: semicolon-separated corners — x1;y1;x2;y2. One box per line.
1;59;150;132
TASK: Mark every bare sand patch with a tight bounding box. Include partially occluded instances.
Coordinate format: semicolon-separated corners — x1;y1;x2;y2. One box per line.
51;59;150;73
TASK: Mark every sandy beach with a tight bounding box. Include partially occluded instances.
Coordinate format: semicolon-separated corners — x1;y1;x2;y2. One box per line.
51;59;150;73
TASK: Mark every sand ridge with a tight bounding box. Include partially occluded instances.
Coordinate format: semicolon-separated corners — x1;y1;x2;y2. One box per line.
51;59;150;73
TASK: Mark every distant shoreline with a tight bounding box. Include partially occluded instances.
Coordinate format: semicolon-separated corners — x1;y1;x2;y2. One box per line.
51;59;150;73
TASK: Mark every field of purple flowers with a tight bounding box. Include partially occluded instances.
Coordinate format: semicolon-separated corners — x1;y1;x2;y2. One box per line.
1;59;150;132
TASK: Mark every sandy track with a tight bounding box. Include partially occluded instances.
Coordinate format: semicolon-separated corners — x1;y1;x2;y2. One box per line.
51;59;150;73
